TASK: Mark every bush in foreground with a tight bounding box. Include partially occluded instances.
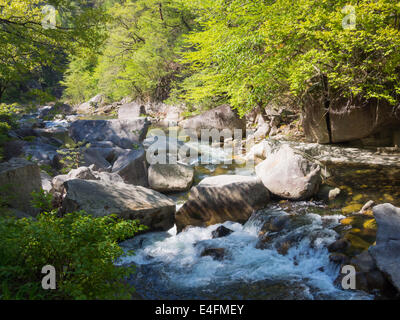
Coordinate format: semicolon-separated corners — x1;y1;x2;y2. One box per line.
0;210;146;300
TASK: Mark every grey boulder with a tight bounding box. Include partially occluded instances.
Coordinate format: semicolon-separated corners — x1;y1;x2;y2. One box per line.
176;175;270;232
255;144;321;200
61;179;176;232
69;119;150;149
0;158;42;216
369;203;400;292
148;163;194;193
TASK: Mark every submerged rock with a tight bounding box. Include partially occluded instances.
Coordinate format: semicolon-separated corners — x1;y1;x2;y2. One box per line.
212;226;234;239
316;185;341;202
0;158;42;216
200;248;226;261
369;203;400;292
61;179;176;232
255;144;321;200
148;163;194;193
327;239;350;253
175;175;270;232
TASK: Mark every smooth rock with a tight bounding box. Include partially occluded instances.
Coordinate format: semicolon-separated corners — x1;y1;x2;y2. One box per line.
0;158;42;216
176;175;270;232
23;142;60;169
52;174;68;193
359;200;376;214
111;147;148;186
351;251;377;273
255;144;321;200
52;167;124;193
369;203;400;292
62;179;176;231
148;163;194;193
40;170;53;193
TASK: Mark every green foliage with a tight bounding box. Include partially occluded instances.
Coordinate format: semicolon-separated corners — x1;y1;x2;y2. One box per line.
61;51;100;105
178;0;400;116
57;141;91;174
0;210;146;299
0;0;107;103
31;189;54;213
0;103;18;161
62;0;196;103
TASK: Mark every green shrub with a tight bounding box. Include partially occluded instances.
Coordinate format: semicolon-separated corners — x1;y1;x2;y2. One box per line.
0;210;146;300
31;189;54;214
57;141;91;174
0;104;18;162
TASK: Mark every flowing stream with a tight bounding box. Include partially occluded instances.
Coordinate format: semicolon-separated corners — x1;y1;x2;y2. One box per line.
116;135;373;300
38;117;385;300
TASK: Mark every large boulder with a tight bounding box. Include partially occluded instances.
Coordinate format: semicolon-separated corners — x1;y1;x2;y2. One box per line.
69;119;150;149
148;163;194;193
329;98;400;144
83;147;114;171
82;145;148;186
111;147;148;186
52;166;124;193
175;175;270;232
179;105;246;136
369;203;400;292
302;97;400;145
255;144;321;200
23;142;60;169
61;179;176;232
118;102;146;120
0;158;42;216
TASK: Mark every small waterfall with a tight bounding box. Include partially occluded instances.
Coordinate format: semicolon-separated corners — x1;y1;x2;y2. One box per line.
118;204;372;300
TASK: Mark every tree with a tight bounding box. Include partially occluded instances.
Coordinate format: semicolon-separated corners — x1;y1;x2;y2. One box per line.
0;0;106;102
178;0;400;116
62;0;196;103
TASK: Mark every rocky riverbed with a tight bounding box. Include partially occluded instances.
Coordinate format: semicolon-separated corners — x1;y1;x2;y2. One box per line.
1;100;400;300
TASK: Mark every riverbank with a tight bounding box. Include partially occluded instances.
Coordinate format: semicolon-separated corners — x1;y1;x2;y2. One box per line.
1;100;400;300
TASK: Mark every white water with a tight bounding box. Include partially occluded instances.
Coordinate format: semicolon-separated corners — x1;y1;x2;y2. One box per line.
118;205;372;300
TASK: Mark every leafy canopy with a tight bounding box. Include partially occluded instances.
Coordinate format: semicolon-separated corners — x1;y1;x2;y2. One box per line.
0;0;106;101
62;0;196;104
178;0;400;116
